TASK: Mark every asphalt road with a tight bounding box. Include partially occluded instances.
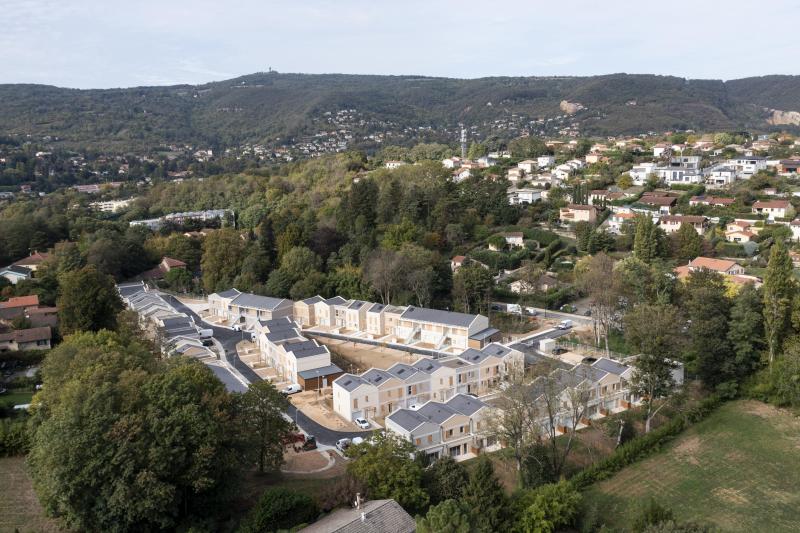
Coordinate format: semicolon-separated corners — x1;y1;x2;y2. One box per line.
509;327;573;366
163;294;371;446
490;301;593;325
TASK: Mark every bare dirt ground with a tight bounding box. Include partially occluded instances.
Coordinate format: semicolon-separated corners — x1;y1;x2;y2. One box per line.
315;337;421;373
290;391;361;431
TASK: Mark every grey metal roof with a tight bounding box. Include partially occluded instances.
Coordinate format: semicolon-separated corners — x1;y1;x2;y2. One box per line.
299;498;415;533
416;402;458;424
161;316;193;328
412;358;442;373
386;409;427;432
284;340;328;358
458;348;489;364
482;343;514;358
259;317;296;331
266;329;302;343
334;373;368;392
215;288;241;299
324;296;347;305
385;363;419;381
301;295;324;305
361;368;394;386
231;293;288;310
298;364;343;380
348;300;369;310
400;306;478;328
469;327;500;341
592;358;629;375
384;305;407;315
446;394;487;416
368;303;386;313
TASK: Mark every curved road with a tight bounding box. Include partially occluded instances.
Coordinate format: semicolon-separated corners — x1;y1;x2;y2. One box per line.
163;294;371;446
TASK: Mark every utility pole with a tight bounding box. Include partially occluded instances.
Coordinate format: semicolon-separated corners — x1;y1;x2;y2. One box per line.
460;126;467;159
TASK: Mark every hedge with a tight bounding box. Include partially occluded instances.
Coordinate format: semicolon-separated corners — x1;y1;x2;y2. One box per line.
570;395;722;490
0;418;30;456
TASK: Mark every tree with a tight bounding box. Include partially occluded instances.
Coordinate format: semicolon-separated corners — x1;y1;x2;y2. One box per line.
753;335;800;407
346;432;428;512
452;263;494;314
238;487;319;533
617;173;633;189
239;381;294;473
514;480;582;533
416;499;472;533
423;456;469;505
624;304;682;432
763;241;795;365
28;333;244;531
633;216;665;263
726;284;764;385
164;267;193;292
461;455;509;533
364;249;406;304
201;227;248;292
671;223;702;263
576;252;619;354
683;269;731;387
57;265;123;334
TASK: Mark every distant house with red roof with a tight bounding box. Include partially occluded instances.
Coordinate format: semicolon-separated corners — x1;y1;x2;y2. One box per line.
12;251;50;272
141;257;187;280
752;200;793;221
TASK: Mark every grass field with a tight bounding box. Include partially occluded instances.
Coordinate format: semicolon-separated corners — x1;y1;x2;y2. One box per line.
583;400;800;532
0;390;34;410
0;457;59;533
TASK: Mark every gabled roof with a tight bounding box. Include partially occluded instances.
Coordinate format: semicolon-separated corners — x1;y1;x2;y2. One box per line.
416;401;459;424
412;358;443;373
299;498;415;533
283;339;328;359
297;363;343;380
323;296;347;306
13;252;50;267
753;200;790;209
445;394;487;416
214;288;241;299
592;358;630;375
399;306;479;328
361;368;395;387
348;300;369;310
300;295;324;305
334;373;368;392
231;293;289;310
688;256;739;272
368;303;386;313
161;257;186;268
385;363;420;381
386;409;428;432
660;215;706;224
0;295;39;309
1;265;32;276
0;326;51;343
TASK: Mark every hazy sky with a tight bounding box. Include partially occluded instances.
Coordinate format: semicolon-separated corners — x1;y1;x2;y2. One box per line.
2;0;798;88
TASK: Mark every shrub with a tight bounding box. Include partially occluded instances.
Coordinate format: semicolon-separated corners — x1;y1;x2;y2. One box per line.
0;418;30;456
238;487;319;533
514;480;582;533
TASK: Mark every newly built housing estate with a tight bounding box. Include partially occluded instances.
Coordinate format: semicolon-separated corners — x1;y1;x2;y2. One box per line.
332;343;525;422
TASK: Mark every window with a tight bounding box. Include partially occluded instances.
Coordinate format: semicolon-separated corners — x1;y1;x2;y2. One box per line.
415;438;421;446
459;426;464;434
446;429;453;438
353;398;358;409
427;435;433;443
407;386;412;395
365;395;369;402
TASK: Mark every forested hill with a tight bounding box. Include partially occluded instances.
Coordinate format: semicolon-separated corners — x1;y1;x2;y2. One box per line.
2;72;800;151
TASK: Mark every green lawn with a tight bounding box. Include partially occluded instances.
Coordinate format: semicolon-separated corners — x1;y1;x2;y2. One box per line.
0;457;59;533
582;400;800;532
0;390;34;411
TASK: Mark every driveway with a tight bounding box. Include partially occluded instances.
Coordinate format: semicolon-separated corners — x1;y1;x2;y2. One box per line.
162;294;371;446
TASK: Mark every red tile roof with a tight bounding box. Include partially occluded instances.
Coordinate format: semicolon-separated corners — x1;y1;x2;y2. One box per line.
0;295;39;309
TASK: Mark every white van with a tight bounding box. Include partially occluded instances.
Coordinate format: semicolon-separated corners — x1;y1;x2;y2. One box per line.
557;320;573;330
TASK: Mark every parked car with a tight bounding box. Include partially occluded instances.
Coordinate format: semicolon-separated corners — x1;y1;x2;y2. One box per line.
354;417;370;429
336;438;352;452
557;320;573;330
232;324;241;332
0;388;6;395
551;347;568;355
281;384;303;395
560;304;577;313
490;304;502;311
302;435;317;451
584;309;592;317
201;339;214;347
525;307;538;316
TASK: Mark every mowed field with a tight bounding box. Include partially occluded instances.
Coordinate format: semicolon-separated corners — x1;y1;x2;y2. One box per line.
0;457;59;533
583;400;800;532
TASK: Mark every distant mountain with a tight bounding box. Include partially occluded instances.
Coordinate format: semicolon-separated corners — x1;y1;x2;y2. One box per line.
1;72;799;152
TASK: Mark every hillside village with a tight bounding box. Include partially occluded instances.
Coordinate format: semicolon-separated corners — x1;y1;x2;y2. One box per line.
4;125;800;533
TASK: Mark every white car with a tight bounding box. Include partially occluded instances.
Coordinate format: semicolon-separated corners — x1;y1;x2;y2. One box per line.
281;384;303;395
336;438;352;452
354;417;370;429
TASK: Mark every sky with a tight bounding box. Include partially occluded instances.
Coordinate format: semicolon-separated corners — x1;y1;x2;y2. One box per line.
1;0;798;89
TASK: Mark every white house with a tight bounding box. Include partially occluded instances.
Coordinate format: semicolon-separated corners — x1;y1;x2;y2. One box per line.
629;162;657;185
752;200;792;221
385;160;407;170
537;155;556;168
728;156;767;177
507;187;542;205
